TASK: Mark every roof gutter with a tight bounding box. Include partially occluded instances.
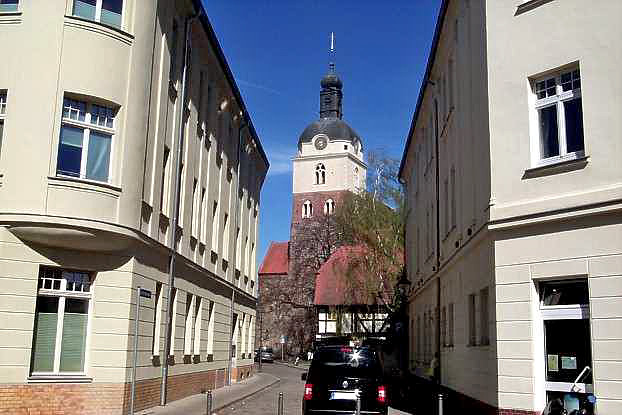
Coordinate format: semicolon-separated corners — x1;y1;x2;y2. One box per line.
191;0;269;171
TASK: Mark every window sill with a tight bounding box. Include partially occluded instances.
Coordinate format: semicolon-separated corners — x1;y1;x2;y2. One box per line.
28;375;93;383
515;0;555;16
64;15;134;44
49;175;122;194
523;155;588;179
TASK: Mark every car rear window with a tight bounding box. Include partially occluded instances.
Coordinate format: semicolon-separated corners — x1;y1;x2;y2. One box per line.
311;347;381;377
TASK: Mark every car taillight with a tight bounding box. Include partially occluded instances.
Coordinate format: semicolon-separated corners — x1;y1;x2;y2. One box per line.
304;384;313;400
377;385;387;404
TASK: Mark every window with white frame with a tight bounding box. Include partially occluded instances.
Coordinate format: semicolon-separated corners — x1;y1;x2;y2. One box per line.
480;287;490;345
318;310;337;334
57;97;116;183
73;0;123;29
532;67;584;166
315;163;326;185
324;198;335;215
0;0;18;12
30;268;92;376
168;288;178;356
354;167;359;189
302;200;313;218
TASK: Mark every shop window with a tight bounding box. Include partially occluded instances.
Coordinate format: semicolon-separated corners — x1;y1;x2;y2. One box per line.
540;279;594;413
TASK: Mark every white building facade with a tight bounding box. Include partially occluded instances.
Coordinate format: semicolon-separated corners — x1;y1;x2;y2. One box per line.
0;1;267;413
399;1;622;414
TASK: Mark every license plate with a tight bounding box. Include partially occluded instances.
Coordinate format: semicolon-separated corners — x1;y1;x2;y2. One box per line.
330;391;357;400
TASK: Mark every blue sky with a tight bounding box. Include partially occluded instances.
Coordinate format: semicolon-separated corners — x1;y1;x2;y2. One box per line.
205;0;441;265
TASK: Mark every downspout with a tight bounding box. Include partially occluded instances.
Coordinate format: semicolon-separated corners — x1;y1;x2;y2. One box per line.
227;119;248;385
434;99;442;383
160;8;200;406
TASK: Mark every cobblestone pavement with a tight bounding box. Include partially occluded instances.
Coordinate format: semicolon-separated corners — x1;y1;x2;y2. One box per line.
217;363;411;415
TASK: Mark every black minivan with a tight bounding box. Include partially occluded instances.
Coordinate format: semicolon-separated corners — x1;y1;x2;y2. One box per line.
301;345;388;415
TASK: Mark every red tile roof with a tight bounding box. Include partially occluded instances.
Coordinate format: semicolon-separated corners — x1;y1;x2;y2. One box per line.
314;246;387;306
258;242;289;275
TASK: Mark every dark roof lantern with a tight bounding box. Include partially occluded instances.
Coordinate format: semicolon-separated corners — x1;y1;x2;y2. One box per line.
298;63;362;150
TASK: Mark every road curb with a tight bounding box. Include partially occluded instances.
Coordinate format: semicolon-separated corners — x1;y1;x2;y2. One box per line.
213;375;281;413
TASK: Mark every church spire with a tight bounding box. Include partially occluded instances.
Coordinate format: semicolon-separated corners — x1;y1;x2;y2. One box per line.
320;32;343;119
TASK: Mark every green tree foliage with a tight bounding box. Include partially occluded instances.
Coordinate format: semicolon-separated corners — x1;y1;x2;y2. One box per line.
335;151;406;315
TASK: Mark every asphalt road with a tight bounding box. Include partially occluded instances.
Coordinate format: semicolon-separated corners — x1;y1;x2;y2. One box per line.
217;363;411;415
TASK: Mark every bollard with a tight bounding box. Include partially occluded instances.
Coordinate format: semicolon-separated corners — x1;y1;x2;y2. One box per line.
206;390;213;415
438;392;444;415
355;395;361;415
277;391;284;415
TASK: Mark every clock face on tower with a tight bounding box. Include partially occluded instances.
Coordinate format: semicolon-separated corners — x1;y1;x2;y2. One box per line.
315;137;327;150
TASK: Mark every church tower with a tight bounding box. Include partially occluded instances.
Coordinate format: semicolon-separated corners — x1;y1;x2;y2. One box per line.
291;61;367;228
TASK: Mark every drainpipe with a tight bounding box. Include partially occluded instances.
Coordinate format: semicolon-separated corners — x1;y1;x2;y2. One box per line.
160;8;200;406
227;119;248;385
434;99;442;383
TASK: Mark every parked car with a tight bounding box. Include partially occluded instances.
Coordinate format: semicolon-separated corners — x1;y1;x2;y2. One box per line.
254;346;274;363
301;345;388;415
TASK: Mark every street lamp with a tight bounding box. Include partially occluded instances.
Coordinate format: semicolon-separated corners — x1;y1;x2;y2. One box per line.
396;271;412;299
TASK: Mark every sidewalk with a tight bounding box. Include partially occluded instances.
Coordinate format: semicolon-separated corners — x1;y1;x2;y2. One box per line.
274;360;310;371
136;372;280;415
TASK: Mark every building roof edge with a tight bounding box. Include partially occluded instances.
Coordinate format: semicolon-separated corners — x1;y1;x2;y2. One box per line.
398;0;450;179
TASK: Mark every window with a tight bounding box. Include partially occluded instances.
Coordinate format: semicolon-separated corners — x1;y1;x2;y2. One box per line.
160;146;171;214
184;293;194;356
246;316;254;357
193;297;202;356
168;288;177;356
30;268;92;376
441;306;447;347
533;67;584;166
318;311;337;334
315;163;326;185
448;303;454;346
468;293;476;346
211;201;219;252
73;0;123;28
152;282;163;356
206;301;215;357
480;287;489;345
354;167;359;189
0;91;6;161
191;178;198;237
222;213;229;260
302;200;313;218
0;0;18;12
324;198;335;215
450;166;456;230
169;20;179;82
199;187;206;242
416;315;422;361
443;178;449;236
539;280;593;405
57;98;115;183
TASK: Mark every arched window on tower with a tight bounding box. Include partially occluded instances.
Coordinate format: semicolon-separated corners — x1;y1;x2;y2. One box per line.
315;163;326;185
354;167;360;189
324;199;335;215
302;200;313;218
